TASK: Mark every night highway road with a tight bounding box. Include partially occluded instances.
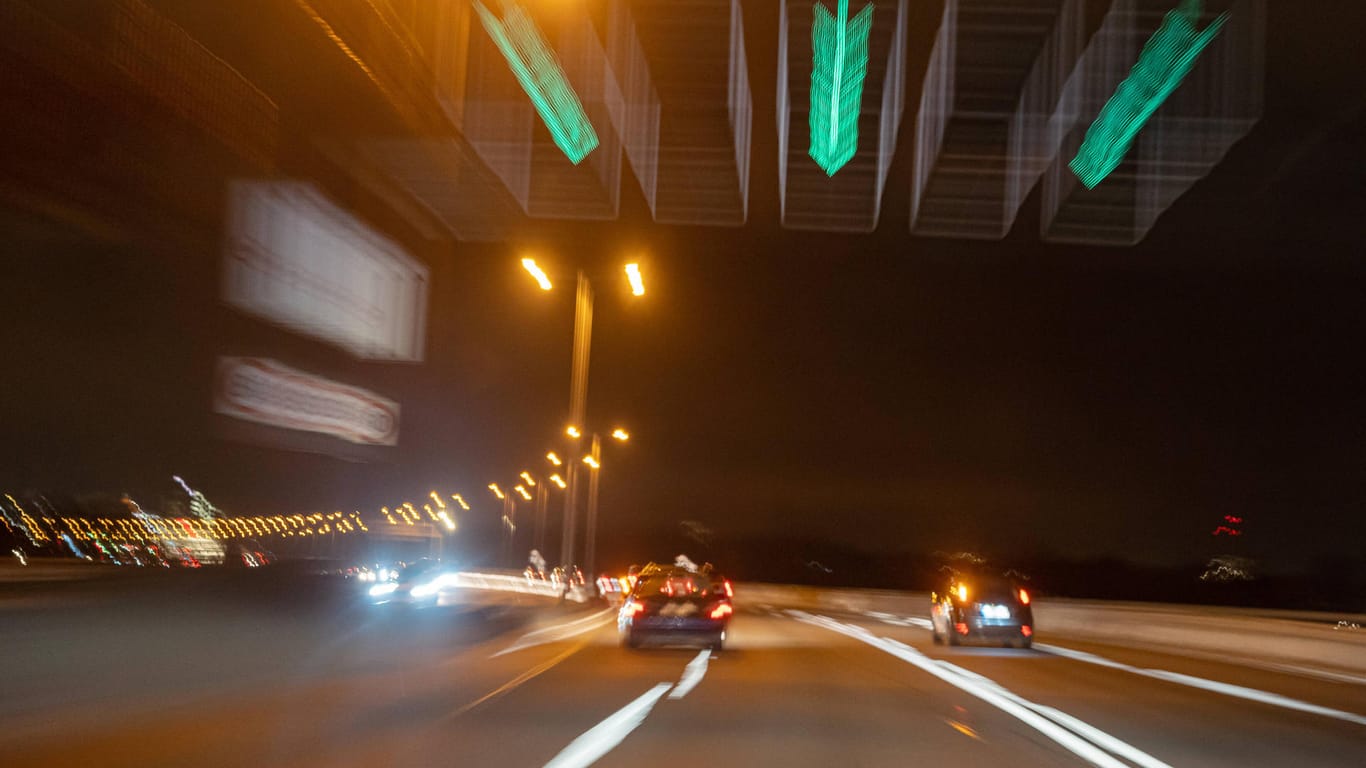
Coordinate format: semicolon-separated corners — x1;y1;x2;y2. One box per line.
4;580;1363;767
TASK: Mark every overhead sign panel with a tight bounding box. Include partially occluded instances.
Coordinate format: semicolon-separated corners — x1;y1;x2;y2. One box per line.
778;0;906;232
224;181;428;362
213;357;400;446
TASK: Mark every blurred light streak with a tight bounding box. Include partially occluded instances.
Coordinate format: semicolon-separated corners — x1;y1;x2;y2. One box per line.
1070;0;1228;189
522;258;553;290
472;0;599;164
549;474;567;489
547;452;563;466
623;263;645;296
489;484;506;500
808;0;875;175
515;485;533;501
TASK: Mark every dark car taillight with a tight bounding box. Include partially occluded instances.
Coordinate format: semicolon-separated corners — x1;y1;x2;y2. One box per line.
709;602;733;620
624;600;646;616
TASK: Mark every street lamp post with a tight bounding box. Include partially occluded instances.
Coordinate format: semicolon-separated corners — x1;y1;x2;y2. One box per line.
582;427;627;580
522;260;645;570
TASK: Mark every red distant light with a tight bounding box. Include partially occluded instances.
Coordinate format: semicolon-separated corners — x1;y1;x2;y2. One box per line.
954;622;969;635
1021;626;1033;637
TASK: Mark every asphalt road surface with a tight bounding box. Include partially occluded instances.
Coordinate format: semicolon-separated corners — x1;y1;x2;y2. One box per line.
3;582;1364;767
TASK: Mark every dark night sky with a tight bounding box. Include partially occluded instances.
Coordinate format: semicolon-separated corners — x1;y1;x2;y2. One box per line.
3;0;1365;576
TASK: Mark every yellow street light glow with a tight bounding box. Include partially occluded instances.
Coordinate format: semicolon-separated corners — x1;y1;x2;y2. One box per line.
611;428;630;441
514;485;532;501
566;425;582;439
488;483;505;500
429;490;446;509
582;455;600;469
625;263;645;296
520;471;536;487
546;452;563;466
452;494;470;511
521;257;553;290
549;473;566;489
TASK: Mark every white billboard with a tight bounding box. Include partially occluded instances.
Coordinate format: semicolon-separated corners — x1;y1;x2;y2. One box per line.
213;357;400;446
224;181;428;362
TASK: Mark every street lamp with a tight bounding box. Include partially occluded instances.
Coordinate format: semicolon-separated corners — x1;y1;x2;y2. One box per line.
520;471;537;487
565;425;582;439
488;484;505;500
579;426;631;579
624;263;645;296
521;258;553;290
546;452;563;466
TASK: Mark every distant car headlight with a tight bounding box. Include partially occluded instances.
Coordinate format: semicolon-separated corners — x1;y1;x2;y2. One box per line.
369;582;399;597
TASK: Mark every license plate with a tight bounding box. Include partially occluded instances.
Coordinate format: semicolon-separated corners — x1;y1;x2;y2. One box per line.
979;604;1011;619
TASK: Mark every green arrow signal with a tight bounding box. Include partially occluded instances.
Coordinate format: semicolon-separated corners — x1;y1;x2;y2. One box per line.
808;0;874;176
474;0;599;165
1070;0;1228;189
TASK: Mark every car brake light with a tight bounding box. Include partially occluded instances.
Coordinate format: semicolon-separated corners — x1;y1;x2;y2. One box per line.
625;600;645;616
709;603;733;620
1021;625;1033;637
1018;588;1030;605
723;580;734;598
954;622;969;635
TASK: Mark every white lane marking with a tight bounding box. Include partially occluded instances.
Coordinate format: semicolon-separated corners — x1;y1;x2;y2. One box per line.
493;608;615;658
668;650;712;700
542;683;673;768
862;610;934;630
1037;643;1366;727
790;611;1171;768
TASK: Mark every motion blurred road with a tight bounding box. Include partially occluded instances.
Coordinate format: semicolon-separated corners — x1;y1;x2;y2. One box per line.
3;572;1363;767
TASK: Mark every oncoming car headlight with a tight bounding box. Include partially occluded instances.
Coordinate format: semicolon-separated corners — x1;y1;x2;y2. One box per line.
368;582;398;597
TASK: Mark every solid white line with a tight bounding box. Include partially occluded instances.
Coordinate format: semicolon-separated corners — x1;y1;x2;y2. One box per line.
791;611;1171;768
668;650;712;700
542;683;673;768
1037;643;1366;727
493;608;614;658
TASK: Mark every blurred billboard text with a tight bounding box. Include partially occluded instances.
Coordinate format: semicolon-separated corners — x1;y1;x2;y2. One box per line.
213;357;400;446
224;181;428;362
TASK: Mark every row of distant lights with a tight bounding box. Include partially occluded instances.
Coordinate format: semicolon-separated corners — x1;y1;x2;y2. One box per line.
0;496;367;544
381;492;463;532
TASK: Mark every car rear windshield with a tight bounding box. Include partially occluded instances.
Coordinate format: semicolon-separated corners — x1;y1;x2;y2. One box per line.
635;571;718;597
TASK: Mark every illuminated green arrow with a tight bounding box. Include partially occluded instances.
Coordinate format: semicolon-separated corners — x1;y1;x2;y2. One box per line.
808;0;874;176
1070;0;1228;189
473;0;598;164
